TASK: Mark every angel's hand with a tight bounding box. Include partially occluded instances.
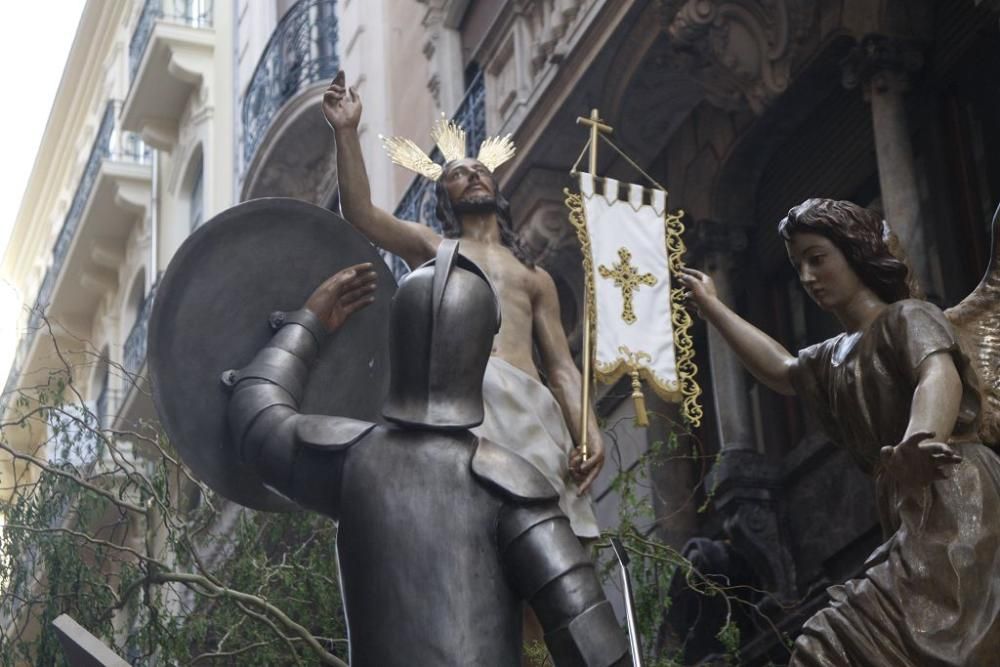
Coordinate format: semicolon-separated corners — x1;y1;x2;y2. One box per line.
304;263;377;333
879;430;963;492
676;267;719;318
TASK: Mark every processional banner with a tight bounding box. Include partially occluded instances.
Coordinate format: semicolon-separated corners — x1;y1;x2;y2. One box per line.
566;173;701;427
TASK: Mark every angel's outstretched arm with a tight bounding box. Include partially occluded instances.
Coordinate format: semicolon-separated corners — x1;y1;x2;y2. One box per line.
677;267;797;396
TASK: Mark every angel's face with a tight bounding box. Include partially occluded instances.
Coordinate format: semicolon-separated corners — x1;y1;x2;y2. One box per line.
786;232;866;312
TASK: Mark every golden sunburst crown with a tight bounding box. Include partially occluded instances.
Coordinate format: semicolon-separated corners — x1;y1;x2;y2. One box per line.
431;114;466;163
379;113;517;181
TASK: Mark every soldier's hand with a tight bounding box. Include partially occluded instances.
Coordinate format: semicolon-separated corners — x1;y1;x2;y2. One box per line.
570;429;606;495
323;70;362;131
305;263;377;333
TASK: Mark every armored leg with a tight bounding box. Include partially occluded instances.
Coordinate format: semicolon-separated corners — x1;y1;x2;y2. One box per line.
499;503;631;667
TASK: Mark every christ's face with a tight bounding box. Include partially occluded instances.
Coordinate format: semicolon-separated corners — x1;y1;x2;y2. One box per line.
442;158;496;211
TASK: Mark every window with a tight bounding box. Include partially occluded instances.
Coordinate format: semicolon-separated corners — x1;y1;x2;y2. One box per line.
189;160;204;232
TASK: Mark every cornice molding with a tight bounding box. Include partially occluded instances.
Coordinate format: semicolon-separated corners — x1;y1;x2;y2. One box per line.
3;1;128;291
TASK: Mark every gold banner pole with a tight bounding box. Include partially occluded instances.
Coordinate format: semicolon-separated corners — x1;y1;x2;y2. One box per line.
574;109;612;460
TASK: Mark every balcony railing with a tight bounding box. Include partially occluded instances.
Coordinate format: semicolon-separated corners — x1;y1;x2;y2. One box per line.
129;0;214;81
2;102;150;403
123;281;158;376
386;72;486;278
242;0;339;166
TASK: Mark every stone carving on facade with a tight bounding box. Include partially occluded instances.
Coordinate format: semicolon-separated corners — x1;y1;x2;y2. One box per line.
662;0;816;114
418;0;467;114
482;0;598;130
525;0;587;69
841;33;924;97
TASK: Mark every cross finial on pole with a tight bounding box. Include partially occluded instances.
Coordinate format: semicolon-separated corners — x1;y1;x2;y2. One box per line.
576;109;613;176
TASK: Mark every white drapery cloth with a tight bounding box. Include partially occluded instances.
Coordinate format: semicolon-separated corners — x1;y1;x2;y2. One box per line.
473;357;599;538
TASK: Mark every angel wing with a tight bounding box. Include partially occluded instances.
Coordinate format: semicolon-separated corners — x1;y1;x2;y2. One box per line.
945;202;1000;446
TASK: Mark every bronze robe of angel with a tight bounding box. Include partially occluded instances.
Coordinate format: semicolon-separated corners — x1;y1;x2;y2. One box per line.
789;299;999;666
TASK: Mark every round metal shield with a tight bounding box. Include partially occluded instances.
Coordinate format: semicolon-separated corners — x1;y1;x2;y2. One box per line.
149;198;396;512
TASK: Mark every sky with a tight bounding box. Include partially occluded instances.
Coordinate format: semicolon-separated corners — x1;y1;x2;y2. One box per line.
0;2;86;377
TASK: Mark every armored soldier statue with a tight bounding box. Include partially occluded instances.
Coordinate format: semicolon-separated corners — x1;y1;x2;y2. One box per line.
225;239;630;666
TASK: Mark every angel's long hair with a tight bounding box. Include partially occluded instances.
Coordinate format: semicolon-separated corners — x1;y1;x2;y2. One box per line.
434;163;534;268
778;198;911;304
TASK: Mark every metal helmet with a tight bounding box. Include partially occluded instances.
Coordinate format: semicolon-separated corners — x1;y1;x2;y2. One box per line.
382;240;501;429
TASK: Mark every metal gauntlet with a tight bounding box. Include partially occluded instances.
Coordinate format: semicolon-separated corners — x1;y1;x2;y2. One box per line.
228;308;327;465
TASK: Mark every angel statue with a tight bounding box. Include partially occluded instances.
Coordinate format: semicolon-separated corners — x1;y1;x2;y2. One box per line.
677;198;1000;666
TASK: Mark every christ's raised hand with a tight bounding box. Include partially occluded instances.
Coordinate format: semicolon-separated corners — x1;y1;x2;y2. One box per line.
323;70;362;131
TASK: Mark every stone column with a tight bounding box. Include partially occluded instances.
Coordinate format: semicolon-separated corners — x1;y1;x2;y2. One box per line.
692;221;798;603
843;34;933;293
701;245;756;453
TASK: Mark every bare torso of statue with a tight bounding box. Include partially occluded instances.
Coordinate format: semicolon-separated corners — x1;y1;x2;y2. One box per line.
459;239;540;380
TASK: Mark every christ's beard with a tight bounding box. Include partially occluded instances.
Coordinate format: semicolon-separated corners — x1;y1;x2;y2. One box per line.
452;194;497;215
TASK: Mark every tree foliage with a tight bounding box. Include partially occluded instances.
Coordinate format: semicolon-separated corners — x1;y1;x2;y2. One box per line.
0;350;348;666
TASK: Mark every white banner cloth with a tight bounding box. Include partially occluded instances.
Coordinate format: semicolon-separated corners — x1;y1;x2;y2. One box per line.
578;172;678;396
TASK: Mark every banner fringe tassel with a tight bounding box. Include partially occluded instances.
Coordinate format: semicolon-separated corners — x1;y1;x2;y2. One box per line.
630;369;649;427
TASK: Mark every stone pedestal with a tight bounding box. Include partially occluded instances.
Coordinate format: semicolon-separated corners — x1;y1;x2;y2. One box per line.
708;448;797;602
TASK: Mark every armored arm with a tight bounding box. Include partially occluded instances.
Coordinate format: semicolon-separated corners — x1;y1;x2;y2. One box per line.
228;309;372;515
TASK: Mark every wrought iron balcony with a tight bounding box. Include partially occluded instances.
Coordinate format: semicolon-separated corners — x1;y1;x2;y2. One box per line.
123;281;158;376
386;73;486;278
2;102;150;402
242;0;339;166
129;0;214;81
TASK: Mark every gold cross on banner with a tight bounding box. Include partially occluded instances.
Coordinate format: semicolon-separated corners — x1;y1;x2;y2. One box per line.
599;247;657;325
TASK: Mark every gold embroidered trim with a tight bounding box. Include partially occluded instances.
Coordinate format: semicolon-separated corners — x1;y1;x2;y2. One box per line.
665;209;703;427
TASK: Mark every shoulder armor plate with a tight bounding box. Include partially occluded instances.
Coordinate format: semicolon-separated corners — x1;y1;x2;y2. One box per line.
294;416;375;450
471;438;559;503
